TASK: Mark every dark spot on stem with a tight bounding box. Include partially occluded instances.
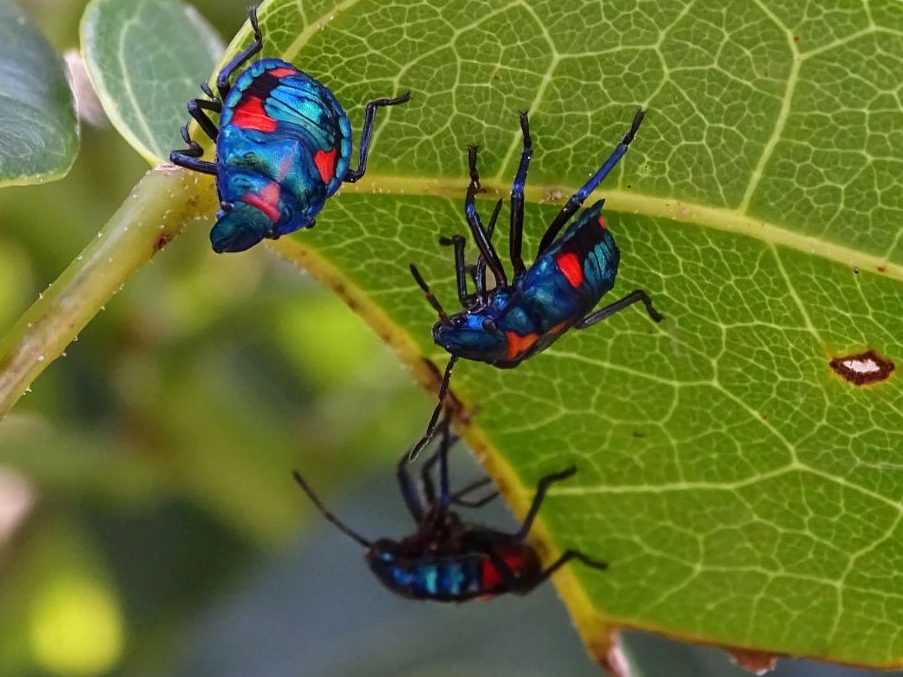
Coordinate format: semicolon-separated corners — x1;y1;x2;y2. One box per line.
153;232;174;252
829;349;895;386
878;265;887;273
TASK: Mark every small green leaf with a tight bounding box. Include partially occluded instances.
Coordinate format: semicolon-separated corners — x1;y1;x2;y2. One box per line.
0;0;78;187
80;0;222;164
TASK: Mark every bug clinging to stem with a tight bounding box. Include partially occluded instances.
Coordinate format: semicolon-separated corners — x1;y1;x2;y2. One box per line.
170;5;410;253
409;109;664;458
292;411;607;602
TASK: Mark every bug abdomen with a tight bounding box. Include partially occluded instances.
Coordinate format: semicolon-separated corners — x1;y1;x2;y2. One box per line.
219;59;352;197
550;203;620;299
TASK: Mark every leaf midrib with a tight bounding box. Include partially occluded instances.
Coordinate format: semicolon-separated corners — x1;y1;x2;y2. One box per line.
219;1;900;282
332;174;901;281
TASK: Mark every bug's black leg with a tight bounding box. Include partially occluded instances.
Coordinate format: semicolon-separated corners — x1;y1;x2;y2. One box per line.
438;235;471;308
409;264;448;320
291;471;373;547
408;357;458;461
520;551;608;593
344;92;412;183
170;125;217;174
170;153;217;174
512;466;577;540
537;108;645;255
187;98;222;142
397;444;428;522
574;289;664;329
200;80;216;100
216;6;264;100
509;111;532;275
465;147;508;287
451;478;499;508
415;413;455;510
474;199;504;301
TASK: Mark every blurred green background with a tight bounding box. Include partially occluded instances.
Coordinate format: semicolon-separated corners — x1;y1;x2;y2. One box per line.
0;1;901;676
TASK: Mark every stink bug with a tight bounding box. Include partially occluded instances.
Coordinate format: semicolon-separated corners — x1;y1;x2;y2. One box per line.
170;6;410;253
292;412;606;602
409;110;664;457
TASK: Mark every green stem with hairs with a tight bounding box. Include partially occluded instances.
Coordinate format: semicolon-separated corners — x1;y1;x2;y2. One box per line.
0;165;215;418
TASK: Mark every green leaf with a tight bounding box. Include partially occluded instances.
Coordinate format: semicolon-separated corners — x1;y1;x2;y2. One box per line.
2;0;902;669
0;0;78;187
80;0;223;164
244;0;903;667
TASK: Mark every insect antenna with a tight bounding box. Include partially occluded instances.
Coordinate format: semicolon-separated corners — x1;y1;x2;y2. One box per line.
292;471;373;548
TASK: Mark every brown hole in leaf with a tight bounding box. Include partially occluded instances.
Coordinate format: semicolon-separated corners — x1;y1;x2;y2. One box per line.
829;349;895;386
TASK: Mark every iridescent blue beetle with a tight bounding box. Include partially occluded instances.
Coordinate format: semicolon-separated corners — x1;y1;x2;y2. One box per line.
170;6;410;253
292;412;606;602
409;110;664;456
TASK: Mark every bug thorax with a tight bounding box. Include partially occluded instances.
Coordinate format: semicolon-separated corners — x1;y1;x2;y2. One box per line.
432;292;508;363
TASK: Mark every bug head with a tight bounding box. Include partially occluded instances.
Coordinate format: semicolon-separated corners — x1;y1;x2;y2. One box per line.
210;202;273;253
365;539;411;590
432;309;507;363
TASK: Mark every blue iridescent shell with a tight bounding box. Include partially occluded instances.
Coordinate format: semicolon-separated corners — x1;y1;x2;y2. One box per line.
432;201;620;367
212;58;352;252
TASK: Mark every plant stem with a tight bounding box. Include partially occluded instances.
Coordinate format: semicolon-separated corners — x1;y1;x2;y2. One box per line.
0;165;215;419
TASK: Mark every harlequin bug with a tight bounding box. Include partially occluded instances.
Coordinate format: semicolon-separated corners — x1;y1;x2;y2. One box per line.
170;6;410;253
409;110;664;457
292;412;606;602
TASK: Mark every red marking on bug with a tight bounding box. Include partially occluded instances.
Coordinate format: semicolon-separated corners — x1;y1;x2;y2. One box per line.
480;551;527;591
267;67;297;78
505;331;539;361
240;182;281;222
314;147;338;183
548;321;569;335
829;349;895;386
231;95;277;132
597;215;607;230
556;252;584;287
277;152;294;182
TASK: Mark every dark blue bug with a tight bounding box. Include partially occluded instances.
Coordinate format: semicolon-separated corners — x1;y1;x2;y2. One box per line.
292;413;606;602
170;6;410;253
409;110;664;456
